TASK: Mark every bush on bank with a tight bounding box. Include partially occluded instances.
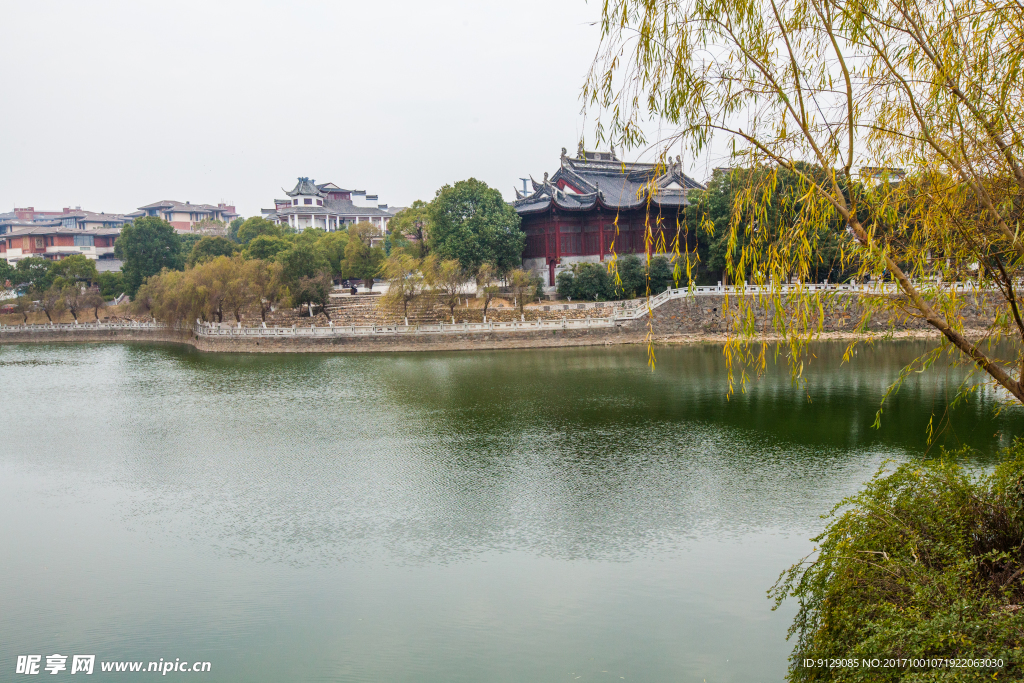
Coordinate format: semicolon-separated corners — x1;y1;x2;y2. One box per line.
772;445;1024;681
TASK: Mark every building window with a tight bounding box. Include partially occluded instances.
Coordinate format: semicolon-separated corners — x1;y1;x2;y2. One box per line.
34;238;44;249
74;235;94;247
316;199;323;206
304;198;312;205
293;199;298;206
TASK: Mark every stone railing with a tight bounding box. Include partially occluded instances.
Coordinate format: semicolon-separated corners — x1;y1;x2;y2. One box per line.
0;321;167;332
611;281;994;320
194;317;617;338
2;281;994;341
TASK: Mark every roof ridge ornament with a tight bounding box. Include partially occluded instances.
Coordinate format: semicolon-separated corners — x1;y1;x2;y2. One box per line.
577;141;585;159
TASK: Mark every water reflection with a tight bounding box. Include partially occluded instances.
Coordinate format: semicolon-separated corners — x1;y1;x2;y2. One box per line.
1;340;1015;568
1;341;1021;682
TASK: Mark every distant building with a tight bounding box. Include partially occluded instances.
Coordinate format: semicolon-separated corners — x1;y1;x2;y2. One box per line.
0;207;130;235
131;200;239;232
261;178;399;232
514;146;704;286
1;225;120;264
858;167;906;186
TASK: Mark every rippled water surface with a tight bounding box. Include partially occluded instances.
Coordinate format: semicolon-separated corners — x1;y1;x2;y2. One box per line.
1;342;1020;682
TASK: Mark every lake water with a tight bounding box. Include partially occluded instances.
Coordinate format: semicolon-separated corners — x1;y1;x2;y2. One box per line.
0;341;1019;682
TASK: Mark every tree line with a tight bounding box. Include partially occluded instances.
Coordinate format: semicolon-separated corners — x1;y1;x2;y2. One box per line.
122;177;531;323
0;254;119;322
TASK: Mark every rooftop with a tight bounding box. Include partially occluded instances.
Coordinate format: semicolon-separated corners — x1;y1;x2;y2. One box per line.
514;146;705;214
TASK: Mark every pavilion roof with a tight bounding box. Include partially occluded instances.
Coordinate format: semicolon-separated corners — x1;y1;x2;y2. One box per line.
513;147;704;215
285;177;324;197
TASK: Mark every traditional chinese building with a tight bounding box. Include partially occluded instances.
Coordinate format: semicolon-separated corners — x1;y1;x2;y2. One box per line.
261;177;400;232
514;146;704;285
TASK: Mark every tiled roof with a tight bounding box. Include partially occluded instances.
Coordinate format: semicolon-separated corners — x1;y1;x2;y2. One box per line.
137;200;236;215
285;177;323;197
514;149;704;214
5;225;121;236
269;198;394;218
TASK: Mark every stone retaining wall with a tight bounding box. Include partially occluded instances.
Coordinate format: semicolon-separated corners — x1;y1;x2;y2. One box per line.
0;292;1004;353
627;293;1000;335
190;327;639;353
0;327;190;346
0;324;641;353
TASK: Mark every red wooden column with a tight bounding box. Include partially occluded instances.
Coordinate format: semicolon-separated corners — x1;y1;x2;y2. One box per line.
554;212;562;261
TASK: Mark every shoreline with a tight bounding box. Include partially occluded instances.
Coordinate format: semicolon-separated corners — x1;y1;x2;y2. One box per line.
0;323;966;354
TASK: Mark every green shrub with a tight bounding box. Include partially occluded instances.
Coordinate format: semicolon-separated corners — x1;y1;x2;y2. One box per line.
97;271;124;298
772;445;1024;681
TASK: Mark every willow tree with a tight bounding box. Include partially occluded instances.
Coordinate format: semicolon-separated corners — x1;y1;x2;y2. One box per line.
585;0;1024;404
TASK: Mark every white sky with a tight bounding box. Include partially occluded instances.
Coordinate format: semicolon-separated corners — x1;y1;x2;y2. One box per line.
0;0;650;218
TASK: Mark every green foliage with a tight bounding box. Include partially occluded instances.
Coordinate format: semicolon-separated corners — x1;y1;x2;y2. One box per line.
187;236;237;266
389;200;431;257
0;259;13;287
97;271;125;299
772;447;1024;681
177;233;202;256
342;223;385;288
115;217;183;297
11;257;55;291
227;217;245;242
291;271;333;318
318;230;349;275
686;166;852;285
278;240;330;285
614;254;646;298
557;255;676;301
50;254;99;284
508;268;539;313
647;256;673;294
236;217;283;245
242;235;288;262
427;178;524;276
381;253;424;319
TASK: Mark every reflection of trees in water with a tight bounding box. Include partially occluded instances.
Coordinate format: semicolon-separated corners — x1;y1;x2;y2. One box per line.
96;341;1022;565
372;341;1017;457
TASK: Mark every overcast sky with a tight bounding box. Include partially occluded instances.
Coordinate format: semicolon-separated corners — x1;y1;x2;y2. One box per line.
0;0;671;218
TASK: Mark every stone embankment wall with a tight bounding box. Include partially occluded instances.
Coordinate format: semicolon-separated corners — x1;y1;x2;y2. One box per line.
190;327;638;353
1;293;1003;353
0;326;189;346
0;323;641;353
628;293;1000;335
